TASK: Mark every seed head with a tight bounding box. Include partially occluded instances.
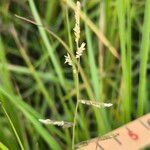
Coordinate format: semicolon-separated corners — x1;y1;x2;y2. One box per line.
64;53;73;66
73;1;81;44
79;99;113;108
39;119;73;128
76;42;86;58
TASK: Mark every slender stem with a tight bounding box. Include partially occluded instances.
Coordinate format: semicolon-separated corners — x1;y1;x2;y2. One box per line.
72;70;79;149
72;45;80;149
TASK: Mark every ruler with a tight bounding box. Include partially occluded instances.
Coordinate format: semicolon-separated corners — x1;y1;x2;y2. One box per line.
76;113;150;150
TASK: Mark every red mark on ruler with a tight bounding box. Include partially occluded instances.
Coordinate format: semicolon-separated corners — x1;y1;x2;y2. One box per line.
126;127;139;140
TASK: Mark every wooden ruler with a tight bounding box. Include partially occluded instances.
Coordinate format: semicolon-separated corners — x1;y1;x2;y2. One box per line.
76;113;150;150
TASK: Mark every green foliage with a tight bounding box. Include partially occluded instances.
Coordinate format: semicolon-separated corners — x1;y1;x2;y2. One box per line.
0;0;149;149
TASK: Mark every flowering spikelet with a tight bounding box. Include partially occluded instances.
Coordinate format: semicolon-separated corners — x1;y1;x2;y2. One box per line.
73;1;81;44
64;53;72;66
76;42;86;58
39;119;73;128
79;99;113;108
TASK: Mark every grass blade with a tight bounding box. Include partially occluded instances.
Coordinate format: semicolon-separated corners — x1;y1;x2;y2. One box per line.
0;142;9;150
137;0;150;116
117;0;131;122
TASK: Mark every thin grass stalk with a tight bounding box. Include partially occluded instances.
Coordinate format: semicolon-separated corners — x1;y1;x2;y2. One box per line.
72;66;79;149
72;2;80;148
0;103;24;150
126;0;132;117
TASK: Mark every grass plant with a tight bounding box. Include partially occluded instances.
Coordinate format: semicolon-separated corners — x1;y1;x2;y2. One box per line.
0;0;149;149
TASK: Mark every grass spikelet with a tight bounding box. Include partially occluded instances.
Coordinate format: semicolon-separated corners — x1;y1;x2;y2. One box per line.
73;1;81;45
64;53;73;66
79;100;113;108
39;119;73;128
76;42;86;58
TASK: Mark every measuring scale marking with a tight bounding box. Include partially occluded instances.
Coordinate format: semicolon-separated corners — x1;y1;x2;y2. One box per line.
76;113;150;150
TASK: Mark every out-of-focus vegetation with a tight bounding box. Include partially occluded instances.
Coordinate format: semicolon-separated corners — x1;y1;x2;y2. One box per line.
0;0;150;149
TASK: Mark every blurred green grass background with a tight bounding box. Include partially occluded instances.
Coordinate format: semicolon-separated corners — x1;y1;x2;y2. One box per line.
0;0;150;149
